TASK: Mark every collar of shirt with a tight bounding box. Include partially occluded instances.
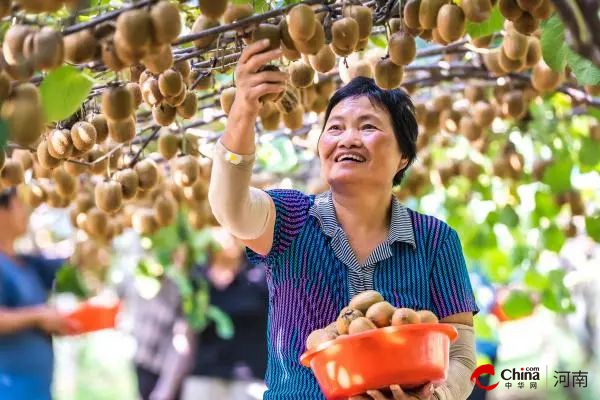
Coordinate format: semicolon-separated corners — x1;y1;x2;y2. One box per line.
308;191;416;269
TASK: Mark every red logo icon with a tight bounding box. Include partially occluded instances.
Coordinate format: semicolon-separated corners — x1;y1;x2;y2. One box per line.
471;364;500;391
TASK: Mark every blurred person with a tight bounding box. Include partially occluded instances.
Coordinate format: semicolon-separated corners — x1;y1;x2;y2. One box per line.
0;187;75;400
181;228;268;400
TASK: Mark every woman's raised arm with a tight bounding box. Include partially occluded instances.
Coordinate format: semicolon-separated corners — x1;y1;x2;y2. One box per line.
208;40;288;256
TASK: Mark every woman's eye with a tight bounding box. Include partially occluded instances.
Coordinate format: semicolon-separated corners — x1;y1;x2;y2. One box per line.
362;124;378;130
327;125;342;133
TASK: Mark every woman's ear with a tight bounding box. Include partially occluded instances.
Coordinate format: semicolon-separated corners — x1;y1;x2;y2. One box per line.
397;156;409;174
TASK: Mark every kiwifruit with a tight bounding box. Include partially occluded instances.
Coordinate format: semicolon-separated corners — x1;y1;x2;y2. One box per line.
460;115;483;141
189;70;214;90
0;71;10;103
416;310;439;323
132;208;159;235
289;60;314;89
52;166;76;198
173;155;198;187
531;60;563;92
0;0;9;18
32;158;52;179
281;106;304;130
191;16;220;49
525;37;542;66
307;45;335;74
499;0;523;20
471;34;493;48
1;98;44;146
310;95;327;114
69;121;97;152
108;116;136;143
294;22;325;55
124;82;142;109
88;114;109;143
152;193;177;226
516;0;542;11
174;92;197;119
315;79;336;99
472;101;495;127
391;308;420;326
150;0;181;45
198;0;227;20
101;39;126;71
16;0;62;12
3;25;34;65
502;91;526;119
348;60;373;80
111;168;137;200
170;62;190;85
142;77;163;106
12;83;39;104
336;307;364;335
276;84;300;113
462;0;492;22
389;31;416;66
143;45;173;74
151;103;174;126
439;108;461;132
531;0;553;19
374;58;403;89
164;87;187;108
404;0;422;29
64;160;88;176
158;69;184;98
84;207;108;237
84;147;108;175
331;17;359;54
323;322;339;336
102;85;133;121
388;18;402;34
355;37;369;52
279;19;298;53
418;0;445;29
11;149;32;171
223;3;253;24
305;329;336;351
19;183;46;209
94;180;123;213
437;4;466;43
93;20;116;40
260;109;281;131
430;94;451;113
365;301;396;328
513;11;539;35
482;49;506;75
48;129;74;159
287;4;316;42
431;28;448;45
251;24;281;52
343;5;373;40
135;159;158;190
464;84;486;103
420;29;433;41
348;317;377;334
63;30;98;64
220;87;236;115
503;30;529;61
498;47;525;72
30;27;64;71
37;140;61;170
0;160;24;187
348;290;385;314
116;9;152;50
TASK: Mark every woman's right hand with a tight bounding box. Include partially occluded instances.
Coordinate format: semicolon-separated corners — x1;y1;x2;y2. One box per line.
35;307;79;336
231;39;288;117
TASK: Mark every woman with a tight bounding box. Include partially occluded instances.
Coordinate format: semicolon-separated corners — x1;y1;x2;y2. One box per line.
208;39;480;400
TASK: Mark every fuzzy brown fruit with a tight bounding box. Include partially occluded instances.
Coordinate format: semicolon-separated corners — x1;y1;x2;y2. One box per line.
388;31;416;66
52;166;77;198
343;5;373;40
513;11;539;35
348;317;377;334
502;91;527;119
177;92;198;119
391;308;420;325
70;121;97;153
331;17;359;55
499;0;523;20
102;85;134;121
108;116;136;143
307;45;336;73
116;9;153;50
374;58;403;89
143;45;173;74
287;4;316;42
251;24;281;52
64;30;98;64
503;30;529;61
473;101;495;127
461;0;492;23
365;301;396;328
151;1;182;45
89;114;109;143
37;141;61;170
289;61;315;88
419;0;446;29
305;329;336;351
404;0;422;29
154;193;177;226
437;4;466;43
135;159;159;190
525;37;542;67
531;60;563;92
113;168;139;200
191;16;220;49
293;22;325;55
173;156;198;187
0;160;24;187
1;99;44;147
336;307;364;335
220;87;236;115
348;290;385;314
416;310;439;323
132;208;159;235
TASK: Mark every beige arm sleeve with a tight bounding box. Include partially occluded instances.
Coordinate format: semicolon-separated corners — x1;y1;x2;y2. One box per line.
433;323;477;400
208;139;272;240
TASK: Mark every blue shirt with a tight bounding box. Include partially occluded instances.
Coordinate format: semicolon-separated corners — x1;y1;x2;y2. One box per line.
246;190;480;399
0;253;63;400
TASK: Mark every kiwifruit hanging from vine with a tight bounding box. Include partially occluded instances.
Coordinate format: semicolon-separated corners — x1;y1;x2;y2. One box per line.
431;28;448;45
531;59;563;92
48;129;74;159
374;58;403;89
220;87;236;114
152;103;177;126
183;179;208;204
279;19;298;53
158;132;180;160
11;149;32;171
150;0;181;45
419;29;433;41
308;45;336;73
251;24;281;52
439;108;461;132
389;31;416;66
63;30;98;64
19;183;46;209
173;60;191;82
343;5;373;40
437;4;466;43
355;37;369;52
499;0;523;20
108;116;136;143
126;82;143;108
525;36;542;66
71;121;97;153
503;30;529;61
154;193;177;226
30;27;64;71
482;49;506;75
0;0;10;18
530;0;553;20
189;70;213;90
418;0;446;29
432;93;452;112
88;114;109;143
158;69;184;98
101;40;126;71
0;72;10;103
223;3;253;24
289;61;315;88
177;92;198;119
64;160;88;176
37;140;61;170
472;101;495;127
3;25;34;65
502;91;527;119
85;147;108;175
0;160;24;187
287;4;316;42
282;106;304;131
470;34;493;48
498;47;525;72
102;85;134;121
95;180;123;213
142;77;163;106
135;159;159;190
348;60;373;80
260;108;281;131
294;22;325;55
173;155;198;187
113;168;139;200
459;115;483;141
516;0;542;12
404;0;422;29
199;0;228;20
191;16;220;49
164;87;187;108
331;17;359;55
461;0;492;23
53;166;77;198
12;82;40;103
116;9;153;50
311;95;328;114
513;12;539;35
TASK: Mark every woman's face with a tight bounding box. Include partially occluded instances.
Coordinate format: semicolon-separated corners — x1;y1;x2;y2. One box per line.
318;96;408;188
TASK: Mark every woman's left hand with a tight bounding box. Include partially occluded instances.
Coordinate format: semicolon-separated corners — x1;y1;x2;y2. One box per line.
349;383;435;400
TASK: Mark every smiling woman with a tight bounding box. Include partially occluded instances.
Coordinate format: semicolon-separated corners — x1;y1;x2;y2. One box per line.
208;40;479;400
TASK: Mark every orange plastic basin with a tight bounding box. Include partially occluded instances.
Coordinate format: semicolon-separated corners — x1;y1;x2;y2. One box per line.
300;323;458;399
64;302;120;335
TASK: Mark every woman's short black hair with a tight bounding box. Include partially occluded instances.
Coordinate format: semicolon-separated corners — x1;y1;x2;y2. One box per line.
322;76;419;186
0;187;17;209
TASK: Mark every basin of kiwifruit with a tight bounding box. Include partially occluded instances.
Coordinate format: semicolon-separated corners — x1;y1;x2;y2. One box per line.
304;290;440;352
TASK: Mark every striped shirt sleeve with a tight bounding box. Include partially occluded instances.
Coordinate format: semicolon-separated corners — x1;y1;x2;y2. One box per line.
246;189;312;266
430;227;480;319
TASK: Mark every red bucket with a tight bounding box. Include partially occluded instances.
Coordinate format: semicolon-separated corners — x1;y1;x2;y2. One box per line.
300;323;458;399
64;301;121;335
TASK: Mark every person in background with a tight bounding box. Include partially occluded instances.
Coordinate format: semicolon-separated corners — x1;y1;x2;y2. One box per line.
181;227;268;400
0;187;76;400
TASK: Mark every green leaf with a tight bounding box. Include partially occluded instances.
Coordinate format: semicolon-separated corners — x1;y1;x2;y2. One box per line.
540;15;569;72
54;264;89;298
566;49;600;85
542;158;572;193
40;65;94;122
207;305;235;340
369;35;387;49
466;6;504;39
579;137;600;166
585;214;600;242
541;269;575;313
480;248;512;284
499;205;519;228
501;289;535;319
524;269;549;291
0;119;7;150
541;223;566;252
